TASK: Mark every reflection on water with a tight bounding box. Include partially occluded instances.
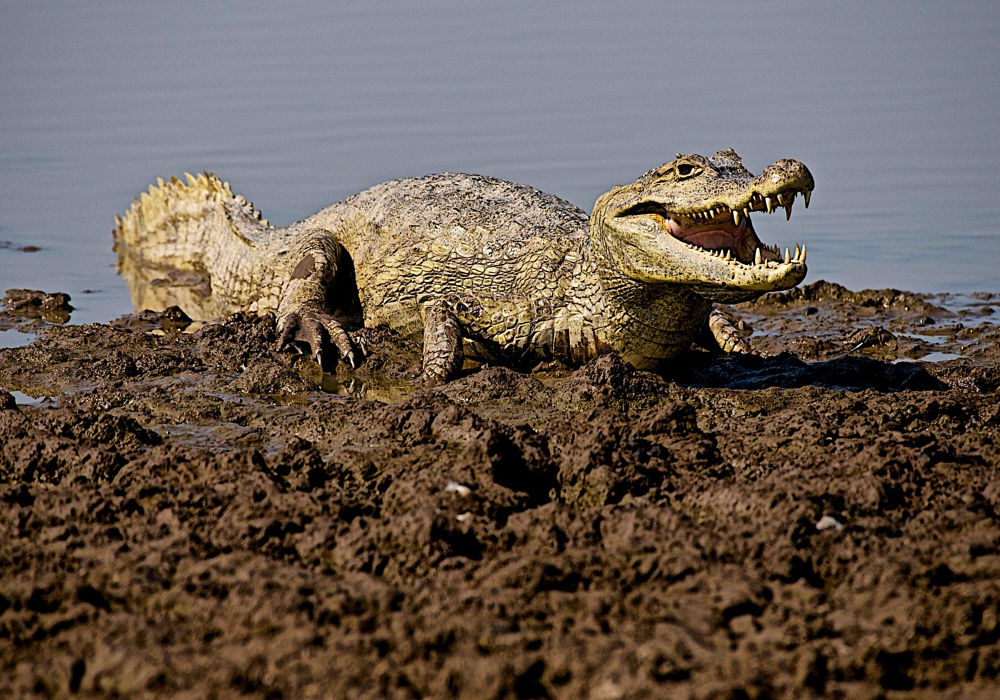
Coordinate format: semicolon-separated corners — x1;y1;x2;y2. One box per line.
115;248;231;324
1;0;998;341
322;374;419;404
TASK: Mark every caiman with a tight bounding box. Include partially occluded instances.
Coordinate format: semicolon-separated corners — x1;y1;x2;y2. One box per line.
113;149;814;384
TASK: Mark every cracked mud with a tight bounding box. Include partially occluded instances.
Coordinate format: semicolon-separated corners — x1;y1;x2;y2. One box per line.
1;281;999;699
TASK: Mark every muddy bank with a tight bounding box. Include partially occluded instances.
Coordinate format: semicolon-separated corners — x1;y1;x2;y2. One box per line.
1;282;999;699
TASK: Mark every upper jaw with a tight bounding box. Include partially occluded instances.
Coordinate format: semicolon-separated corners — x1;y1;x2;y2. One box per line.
668;159;814;223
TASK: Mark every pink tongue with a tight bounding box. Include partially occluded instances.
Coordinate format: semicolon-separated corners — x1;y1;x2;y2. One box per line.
667;217;746;250
681;230;736;249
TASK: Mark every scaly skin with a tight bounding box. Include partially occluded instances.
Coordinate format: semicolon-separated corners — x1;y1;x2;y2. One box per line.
113;149;814;383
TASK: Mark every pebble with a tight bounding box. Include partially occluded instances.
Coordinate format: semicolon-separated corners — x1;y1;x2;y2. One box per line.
816;515;844;532
445;481;472;497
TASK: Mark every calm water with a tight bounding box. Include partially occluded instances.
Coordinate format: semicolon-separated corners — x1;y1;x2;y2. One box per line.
2;1;998;333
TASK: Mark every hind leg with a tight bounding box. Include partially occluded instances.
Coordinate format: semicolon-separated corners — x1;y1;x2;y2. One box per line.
419;300;465;385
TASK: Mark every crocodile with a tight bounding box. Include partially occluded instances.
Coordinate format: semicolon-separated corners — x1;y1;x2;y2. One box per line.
113;149;814;384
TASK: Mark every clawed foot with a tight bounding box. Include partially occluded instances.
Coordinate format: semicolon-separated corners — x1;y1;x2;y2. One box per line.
716;324;762;356
708;310;763;357
277;311;361;369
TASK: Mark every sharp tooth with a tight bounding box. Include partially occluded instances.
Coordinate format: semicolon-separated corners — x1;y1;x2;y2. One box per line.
725;249;732;260
754;247;762;265
765;196;773;213
803;190;811;208
743;208;750;219
801;244;806;263
785;204;793;220
732;210;741;226
776;193;784;205
794;243;800;260
784;247;790;264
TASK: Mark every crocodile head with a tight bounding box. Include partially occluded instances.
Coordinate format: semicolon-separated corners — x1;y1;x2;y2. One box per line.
591;149;814;303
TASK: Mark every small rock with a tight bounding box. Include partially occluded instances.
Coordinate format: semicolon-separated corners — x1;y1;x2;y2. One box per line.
816;515;844;532
2;289;74;324
160;305;192;332
445;481;472;497
0;389;18;411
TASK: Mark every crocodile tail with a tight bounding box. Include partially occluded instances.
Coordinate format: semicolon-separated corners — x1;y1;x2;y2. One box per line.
113;172;272;270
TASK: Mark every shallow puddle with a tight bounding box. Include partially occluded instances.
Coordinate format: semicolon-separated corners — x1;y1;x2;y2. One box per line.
321;373;420;403
8;389;52;406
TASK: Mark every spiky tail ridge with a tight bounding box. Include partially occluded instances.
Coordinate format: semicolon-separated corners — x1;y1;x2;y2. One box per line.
113;172;271;271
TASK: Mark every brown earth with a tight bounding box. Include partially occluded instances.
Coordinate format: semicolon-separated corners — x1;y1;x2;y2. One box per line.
1;281;999;699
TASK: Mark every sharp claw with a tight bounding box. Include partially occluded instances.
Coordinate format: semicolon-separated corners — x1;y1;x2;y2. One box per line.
344;351;356;368
277;313;301;351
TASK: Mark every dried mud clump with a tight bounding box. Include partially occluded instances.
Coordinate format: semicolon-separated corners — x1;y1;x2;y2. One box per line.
1;284;1000;699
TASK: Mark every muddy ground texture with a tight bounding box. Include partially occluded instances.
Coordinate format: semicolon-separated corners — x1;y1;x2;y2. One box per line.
1;281;999;699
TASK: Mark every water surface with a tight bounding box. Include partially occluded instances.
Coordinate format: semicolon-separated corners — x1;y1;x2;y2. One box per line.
2;1;998;331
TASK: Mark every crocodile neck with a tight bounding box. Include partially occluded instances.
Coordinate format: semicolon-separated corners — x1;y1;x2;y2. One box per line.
592;253;710;369
588;204;711;369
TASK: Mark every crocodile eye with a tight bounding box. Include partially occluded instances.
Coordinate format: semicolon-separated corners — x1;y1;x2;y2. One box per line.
675;163;701;179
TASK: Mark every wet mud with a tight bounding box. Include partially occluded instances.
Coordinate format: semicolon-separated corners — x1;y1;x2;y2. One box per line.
1;281;999;699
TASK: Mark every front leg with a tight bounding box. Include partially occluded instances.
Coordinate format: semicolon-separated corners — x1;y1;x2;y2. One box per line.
705;307;760;356
275;232;359;369
420;300;465;386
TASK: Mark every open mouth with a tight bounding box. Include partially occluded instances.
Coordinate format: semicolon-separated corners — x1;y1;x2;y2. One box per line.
670;187;810;265
622;186;812;267
667;215;748;251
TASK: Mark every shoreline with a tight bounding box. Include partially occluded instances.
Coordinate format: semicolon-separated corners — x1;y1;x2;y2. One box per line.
1;281;999;698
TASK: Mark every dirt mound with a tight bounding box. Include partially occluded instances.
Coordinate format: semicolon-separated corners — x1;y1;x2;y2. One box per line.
2;285;999;698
